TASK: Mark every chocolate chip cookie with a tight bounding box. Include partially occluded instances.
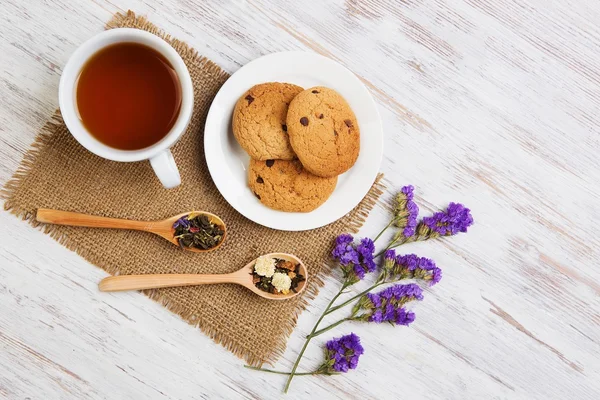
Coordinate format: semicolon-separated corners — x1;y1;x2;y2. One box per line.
232;82;303;160
248;159;337;212
286;87;360;178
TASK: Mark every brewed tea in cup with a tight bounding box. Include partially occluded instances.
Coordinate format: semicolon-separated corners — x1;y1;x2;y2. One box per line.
77;42;182;151
59;28;194;189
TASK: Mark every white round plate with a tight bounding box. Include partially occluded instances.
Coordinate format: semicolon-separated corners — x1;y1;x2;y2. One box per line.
204;51;383;231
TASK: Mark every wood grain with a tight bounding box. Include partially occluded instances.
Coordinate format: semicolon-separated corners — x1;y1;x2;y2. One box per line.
1;0;600;399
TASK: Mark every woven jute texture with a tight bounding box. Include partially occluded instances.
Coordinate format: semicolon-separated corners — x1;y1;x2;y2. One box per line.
1;10;384;365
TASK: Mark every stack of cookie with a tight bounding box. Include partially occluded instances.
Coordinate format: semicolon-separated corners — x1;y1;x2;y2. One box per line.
232;82;360;212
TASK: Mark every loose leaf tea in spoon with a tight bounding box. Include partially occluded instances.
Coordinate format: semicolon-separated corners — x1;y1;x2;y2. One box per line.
252;256;306;295
173;213;224;250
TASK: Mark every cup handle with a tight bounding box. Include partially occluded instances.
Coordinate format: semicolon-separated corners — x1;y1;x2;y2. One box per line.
149;149;181;189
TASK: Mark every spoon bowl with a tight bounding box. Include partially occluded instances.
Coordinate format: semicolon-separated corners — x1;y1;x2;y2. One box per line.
36;208;226;253
162;211;226;253
241;253;308;300
98;253;308;300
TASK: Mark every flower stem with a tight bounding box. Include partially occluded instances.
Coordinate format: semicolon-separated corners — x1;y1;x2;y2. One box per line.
325;274;409;316
307;317;351;338
385;235;426;251
373;219;395;243
325;281;384;315
244;365;317;376
374;241;396;259
374;235;416;258
283;282;350;393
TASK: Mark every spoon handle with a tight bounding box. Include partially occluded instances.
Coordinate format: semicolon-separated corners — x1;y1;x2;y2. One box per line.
36;209;151;231
98;273;242;292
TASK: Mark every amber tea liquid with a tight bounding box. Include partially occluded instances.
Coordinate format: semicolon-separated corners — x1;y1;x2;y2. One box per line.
76;42;182;150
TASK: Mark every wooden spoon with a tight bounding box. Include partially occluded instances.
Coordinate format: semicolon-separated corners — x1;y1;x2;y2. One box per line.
36;208;226;253
98;253;308;300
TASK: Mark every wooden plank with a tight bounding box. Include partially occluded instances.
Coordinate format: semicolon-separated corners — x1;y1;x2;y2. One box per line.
1;0;599;398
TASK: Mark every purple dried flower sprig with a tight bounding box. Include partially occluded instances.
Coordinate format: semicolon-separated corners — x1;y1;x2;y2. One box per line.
386;201;474;252
423;202;474;236
322;333;364;373
332;234;376;284
373;185;420;243
354;283;422;326
308;283;423;338
394;185;420;237
383;249;396;271
244;333;364;377
331;234;358;266
393;254;443;286
375;185;473;256
379;250;442;286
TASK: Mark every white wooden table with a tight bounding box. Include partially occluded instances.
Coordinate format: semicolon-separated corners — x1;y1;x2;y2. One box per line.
2;1;599;399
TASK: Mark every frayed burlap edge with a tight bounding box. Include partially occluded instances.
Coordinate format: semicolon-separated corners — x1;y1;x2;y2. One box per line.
1;10;386;366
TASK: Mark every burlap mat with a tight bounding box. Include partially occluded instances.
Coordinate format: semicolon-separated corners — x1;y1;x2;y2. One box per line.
1;10;384;365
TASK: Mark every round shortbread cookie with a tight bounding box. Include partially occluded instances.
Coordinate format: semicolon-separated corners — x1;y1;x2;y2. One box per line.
286;86;360;177
248;159;337;212
232;82;303;160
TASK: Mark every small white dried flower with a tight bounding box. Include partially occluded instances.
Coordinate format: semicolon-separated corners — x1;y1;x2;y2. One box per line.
254;256;275;277
271;272;292;293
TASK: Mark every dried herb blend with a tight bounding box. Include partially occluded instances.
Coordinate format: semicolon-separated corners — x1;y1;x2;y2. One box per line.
173;213;224;250
252;256;305;295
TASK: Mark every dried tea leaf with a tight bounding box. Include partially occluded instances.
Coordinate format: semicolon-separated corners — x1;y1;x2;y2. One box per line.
172;213;224;251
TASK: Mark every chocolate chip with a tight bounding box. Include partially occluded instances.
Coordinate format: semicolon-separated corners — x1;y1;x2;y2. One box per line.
334;130;338;136
318;114;324;119
312;90;319;94
254;192;261;199
266;159;275;167
256;176;264;184
282;124;287;132
344;119;353;128
245;95;254;105
300;117;309;126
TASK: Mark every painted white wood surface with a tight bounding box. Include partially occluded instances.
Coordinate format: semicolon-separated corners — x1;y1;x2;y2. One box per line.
1;0;599;399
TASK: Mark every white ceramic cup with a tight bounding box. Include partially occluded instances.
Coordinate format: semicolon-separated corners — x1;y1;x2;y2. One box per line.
58;28;194;189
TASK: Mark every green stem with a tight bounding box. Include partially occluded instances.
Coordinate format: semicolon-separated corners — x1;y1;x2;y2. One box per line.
374;241;396;259
307;317;351;338
374;235;417;258
283;282;350;393
325;281;384;315
325;274;412;316
244;366;317;376
385;235;424;251
373;219;395;243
